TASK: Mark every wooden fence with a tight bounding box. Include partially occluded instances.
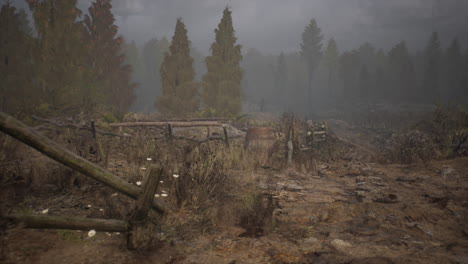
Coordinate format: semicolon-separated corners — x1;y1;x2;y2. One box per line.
0;112;166;249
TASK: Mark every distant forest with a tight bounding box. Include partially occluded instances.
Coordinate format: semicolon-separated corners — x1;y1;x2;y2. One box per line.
1;1;467;120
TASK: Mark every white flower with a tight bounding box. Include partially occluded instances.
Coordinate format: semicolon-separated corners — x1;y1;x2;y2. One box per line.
161;193;168;197
116;232;120;235
146;158;152;161
154;194;160;198
87;204;92;208
99;208;104;212
159;180;163;183
41;209;49;214
173;174;179;178
111;193;118;197
140;167;147;171
161;190;167;193
136;181;142;186
88;230;96;238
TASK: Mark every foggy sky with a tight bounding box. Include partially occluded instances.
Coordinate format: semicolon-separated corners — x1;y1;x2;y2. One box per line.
12;0;468;54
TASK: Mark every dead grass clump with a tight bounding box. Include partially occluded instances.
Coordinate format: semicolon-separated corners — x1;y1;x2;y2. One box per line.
383;130;439;164
172;143;228;209
382;105;467;164
238;187;275;237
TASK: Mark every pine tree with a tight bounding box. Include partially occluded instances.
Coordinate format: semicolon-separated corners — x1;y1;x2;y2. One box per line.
84;0;135;117
156;18;199;116
322;38;339;98
388;41;416;101
28;0;89;114
274;52;287;109
358;64;371;99
300;19;323;112
202;7;242;117
444;38;463;101
0;4;34;115
374;49;388;99
339;50;360;99
462;51;468;104
422;32;442;102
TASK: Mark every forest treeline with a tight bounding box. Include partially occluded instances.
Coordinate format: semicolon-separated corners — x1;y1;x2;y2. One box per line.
0;1;242;119
1;1;467;120
241;20;468;113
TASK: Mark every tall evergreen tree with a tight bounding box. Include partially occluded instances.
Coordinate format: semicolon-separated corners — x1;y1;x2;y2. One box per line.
322;38;339;98
202;7;242;117
373;49;388;99
301;19;323;112
443;38;463;101
0;4;34;115
274;52;287;109
357;64;371;99
388;41;416;101
462;51;468;104
339;50;360;99
84;0;135;117
27;0;89;114
156;18;199;116
421;32;442;102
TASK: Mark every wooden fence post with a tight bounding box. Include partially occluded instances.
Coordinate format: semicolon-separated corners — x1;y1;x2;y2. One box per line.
167;123;173;139
127;164;163;250
0;111;165;214
223;125;229;147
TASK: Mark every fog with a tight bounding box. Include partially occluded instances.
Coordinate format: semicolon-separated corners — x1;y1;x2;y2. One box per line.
6;0;468;116
13;0;468;53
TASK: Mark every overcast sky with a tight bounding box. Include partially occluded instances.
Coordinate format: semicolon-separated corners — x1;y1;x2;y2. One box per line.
13;0;468;55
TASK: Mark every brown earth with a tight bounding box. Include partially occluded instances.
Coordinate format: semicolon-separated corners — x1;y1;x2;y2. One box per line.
2;156;467;264
1;114;467;264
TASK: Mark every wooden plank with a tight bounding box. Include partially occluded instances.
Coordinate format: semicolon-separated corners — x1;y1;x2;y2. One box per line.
109;121;223;128
6;214;128;232
127;164;163;250
0;111;165;214
223;125;229;147
131;164;163;221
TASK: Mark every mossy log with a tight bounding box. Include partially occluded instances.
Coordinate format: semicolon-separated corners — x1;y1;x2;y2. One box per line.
6;214;128;232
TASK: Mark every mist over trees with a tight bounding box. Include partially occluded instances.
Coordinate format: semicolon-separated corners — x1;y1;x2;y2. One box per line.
242;22;468;114
1;1;467;120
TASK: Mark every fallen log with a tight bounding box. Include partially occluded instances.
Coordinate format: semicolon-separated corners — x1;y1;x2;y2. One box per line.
6;214;128;232
110;121;223;128
0;111;165;214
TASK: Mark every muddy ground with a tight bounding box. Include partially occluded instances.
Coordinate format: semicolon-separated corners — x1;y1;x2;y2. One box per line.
1;113;467;264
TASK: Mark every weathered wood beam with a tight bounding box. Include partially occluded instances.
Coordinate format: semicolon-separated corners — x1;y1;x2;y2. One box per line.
110;121;223;128
0;112;165;214
131;164;162;221
127;164;163;250
6;214;128;232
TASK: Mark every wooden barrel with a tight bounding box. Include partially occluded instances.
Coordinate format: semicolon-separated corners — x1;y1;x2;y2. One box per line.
244;127;275;150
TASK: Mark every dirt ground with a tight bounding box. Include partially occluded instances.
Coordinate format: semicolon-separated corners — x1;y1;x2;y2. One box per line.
1;113;467;264
2;156;467;264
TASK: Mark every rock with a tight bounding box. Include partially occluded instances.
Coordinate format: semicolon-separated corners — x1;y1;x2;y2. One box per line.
319;210;330;222
302;237;319;245
441;166;458;179
331;239;352;250
286;182;305;192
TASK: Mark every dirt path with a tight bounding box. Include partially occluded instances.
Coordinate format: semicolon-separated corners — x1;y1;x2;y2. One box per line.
3;158;467;264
